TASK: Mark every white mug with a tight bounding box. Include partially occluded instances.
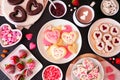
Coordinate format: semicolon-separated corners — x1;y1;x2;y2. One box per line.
73;2;95;27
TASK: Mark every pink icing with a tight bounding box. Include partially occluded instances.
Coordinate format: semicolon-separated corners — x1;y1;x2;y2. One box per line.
62;25;72;33
64;46;72;58
43;38;52;46
44;29;60;43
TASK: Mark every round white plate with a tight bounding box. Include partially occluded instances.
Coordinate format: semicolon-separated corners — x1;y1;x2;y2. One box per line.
88;18;120;57
37;19;82;64
71;57;104;80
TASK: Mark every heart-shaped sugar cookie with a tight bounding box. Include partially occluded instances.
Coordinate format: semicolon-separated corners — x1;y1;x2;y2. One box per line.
0;24;22;47
26;0;43;15
61;31;78;44
44;29;60;43
48;45;66;60
68;43;78;54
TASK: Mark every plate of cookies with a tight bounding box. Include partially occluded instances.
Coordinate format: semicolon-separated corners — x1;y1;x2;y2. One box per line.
37;19;82;64
71;57;104;80
88;18;120;57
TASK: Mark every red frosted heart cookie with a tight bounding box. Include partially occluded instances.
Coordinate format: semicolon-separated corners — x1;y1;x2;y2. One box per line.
44;29;60;44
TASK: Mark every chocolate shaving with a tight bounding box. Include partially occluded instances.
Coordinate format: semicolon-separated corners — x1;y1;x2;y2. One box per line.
8;0;24;5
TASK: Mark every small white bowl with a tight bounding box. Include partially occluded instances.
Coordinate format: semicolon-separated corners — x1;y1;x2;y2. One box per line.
42;65;63;80
49;0;67;18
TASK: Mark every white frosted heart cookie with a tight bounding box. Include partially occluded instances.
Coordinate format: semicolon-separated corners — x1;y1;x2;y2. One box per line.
48;45;67;60
61;31;78;45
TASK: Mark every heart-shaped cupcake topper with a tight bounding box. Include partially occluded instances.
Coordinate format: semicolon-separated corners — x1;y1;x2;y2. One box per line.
9;6;27;22
8;0;24;5
26;0;43;15
0;24;22;47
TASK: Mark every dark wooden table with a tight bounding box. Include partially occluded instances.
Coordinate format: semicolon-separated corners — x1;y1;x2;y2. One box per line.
0;0;120;80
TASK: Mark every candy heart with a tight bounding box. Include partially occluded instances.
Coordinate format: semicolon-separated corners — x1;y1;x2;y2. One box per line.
44;29;60;44
29;42;36;50
25;33;33;40
61;31;78;44
8;0;24;5
108;74;115;80
48;45;66;60
26;0;43;15
68;43;78;54
0;24;22;47
9;6;27;22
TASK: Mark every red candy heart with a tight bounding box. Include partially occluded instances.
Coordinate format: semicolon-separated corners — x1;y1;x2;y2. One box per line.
108;74;115;80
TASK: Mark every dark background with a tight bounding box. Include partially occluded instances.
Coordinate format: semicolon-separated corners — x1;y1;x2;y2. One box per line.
0;0;120;80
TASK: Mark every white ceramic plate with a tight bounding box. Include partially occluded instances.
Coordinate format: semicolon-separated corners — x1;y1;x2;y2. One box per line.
88;18;120;57
71;57;104;80
0;44;43;80
37;19;82;64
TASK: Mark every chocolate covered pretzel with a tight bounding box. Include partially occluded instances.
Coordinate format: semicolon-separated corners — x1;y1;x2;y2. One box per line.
8;0;24;5
9;6;27;22
26;0;43;15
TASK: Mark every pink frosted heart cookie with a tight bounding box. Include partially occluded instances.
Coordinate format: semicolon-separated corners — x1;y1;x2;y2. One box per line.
48;45;67;60
61;31;78;45
44;29;60;44
0;24;22;47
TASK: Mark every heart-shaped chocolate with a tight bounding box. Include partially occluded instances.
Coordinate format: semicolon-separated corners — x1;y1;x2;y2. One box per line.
26;0;43;15
8;0;24;5
0;24;22;47
9;6;27;22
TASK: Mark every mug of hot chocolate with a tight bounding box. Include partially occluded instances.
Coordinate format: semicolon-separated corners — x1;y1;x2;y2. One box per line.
73;2;95;27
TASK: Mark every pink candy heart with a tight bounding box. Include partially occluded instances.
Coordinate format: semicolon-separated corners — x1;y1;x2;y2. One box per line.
25;33;33;40
29;42;36;50
0;24;22;47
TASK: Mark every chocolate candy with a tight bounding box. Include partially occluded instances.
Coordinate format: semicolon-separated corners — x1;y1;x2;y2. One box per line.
9;6;27;22
8;0;24;5
26;0;43;15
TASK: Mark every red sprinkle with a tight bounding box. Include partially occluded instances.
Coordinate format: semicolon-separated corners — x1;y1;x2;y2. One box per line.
43;65;62;80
